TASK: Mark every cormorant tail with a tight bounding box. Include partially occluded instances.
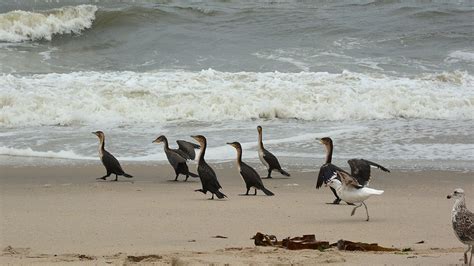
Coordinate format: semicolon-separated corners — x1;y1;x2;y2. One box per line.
279;169;290;177
215;191;227;199
123;173;133;178
261;187;274;196
189;172;199;178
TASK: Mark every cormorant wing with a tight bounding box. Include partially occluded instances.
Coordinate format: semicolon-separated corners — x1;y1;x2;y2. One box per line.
165;149;187;168
176;140;200;160
347;159;390;186
262;148;282;169
337;171;363;189
199;162;222;190
102;150;125;175
316;163;346;189
240;162;265;188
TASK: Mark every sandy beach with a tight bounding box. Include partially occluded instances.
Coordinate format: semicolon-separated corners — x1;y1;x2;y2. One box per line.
1;163;472;265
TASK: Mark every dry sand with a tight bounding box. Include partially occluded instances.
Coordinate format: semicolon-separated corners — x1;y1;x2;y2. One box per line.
1;162;472;265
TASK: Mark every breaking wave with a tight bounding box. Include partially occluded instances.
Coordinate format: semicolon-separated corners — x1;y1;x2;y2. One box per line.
0;69;473;127
0;5;97;42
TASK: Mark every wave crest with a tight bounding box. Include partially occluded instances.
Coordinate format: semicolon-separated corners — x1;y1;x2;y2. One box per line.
0;70;473;127
0;5;97;42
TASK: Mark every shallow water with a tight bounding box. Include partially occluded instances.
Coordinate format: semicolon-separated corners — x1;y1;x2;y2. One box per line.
0;1;473;171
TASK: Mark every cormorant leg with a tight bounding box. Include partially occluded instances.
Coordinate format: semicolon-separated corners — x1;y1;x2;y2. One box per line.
113;175;118;181
245;188;250;195
266;169;272;178
174;174;179;181
362;202;369;221
97;173;111;180
350;203;362;216
254;189;257;195
185;174;189;182
330;187;341;204
211;194;215;200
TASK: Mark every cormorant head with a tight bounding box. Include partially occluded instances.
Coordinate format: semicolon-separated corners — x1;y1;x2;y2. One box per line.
152;135;166;144
319;137;333;146
226;141;242;150
447;188;465;199
191;135;206;146
92;131;105;140
257;125;262;134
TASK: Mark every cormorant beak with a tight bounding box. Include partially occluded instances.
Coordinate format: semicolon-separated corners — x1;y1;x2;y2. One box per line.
318;139;323;144
92;132;98;136
152;138;160;143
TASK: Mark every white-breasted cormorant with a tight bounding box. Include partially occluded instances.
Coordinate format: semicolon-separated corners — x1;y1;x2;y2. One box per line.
92;131;133;181
152;135;199;181
447;188;474;265
328;171;384;221
191;135;226;200
316;137;390;204
257;126;290;179
227;141;274;196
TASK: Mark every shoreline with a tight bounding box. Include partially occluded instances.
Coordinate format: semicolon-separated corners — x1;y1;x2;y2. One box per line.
1;163;472;264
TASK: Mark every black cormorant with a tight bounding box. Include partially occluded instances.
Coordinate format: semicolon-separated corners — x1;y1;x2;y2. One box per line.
257;126;290;178
152;135;199;181
191;135;226;199
316;137;390;204
92;131;133;181
227;141;274;196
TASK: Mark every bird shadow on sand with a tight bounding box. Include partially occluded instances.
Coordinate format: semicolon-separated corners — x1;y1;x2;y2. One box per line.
237;194;272;197
95;180;135;184
164;180;199;183
260;177;292;180
318;217;387;224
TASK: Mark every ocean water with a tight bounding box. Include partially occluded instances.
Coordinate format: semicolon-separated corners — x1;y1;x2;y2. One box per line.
0;0;473;170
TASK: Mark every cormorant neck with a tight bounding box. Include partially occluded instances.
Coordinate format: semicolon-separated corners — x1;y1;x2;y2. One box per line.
198;141;207;163
235;147;242;165
162;138;170;150
325;143;333;164
99;136;105;151
258;131;264;149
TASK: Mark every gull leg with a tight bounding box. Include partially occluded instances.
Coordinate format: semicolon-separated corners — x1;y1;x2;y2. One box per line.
362;202;369;221
351;203;362;216
469;244;472;266
464;244;470;265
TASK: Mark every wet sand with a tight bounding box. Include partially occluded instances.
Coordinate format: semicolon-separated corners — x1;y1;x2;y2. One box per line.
0;163;472;265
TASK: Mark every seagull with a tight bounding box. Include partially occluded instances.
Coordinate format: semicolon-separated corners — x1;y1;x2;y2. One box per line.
327;171;384;221
447;188;474;265
316;137;390;204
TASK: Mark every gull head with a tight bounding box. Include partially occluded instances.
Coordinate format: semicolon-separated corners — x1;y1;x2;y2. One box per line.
447;188;465;199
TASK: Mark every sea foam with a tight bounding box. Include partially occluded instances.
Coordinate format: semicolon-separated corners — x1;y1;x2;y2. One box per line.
0;5;97;42
0;70;473;127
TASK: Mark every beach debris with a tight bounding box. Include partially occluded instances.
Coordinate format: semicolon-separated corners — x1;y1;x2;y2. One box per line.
334;240;399;252
415;240;425;244
252;233;400;252
212;235;228;239
282;235;330;250
188;240;196;242
252;232;279;246
251;233;329;250
2;246;31;255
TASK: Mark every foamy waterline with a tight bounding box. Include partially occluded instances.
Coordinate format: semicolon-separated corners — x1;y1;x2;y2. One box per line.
0;70;473;127
0;5;97;42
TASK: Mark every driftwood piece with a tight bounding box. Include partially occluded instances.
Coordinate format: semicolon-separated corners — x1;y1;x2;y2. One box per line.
334;239;399;252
